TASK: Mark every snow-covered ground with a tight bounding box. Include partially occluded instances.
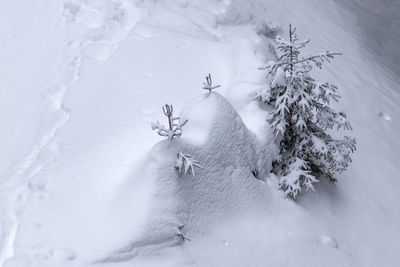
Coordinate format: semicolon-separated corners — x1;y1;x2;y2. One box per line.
1;0;399;266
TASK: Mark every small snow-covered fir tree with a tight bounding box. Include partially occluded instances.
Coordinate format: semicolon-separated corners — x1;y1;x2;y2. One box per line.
255;25;356;198
152;104;188;140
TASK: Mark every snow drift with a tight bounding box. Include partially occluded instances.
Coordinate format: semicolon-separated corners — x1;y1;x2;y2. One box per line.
101;92;273;263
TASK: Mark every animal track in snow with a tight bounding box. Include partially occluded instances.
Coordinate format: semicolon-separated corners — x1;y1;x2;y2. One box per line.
133;24;159;39
320;234;339;249
27;246;76;262
379;112;392;121
61;0;139;62
0;1;140;266
176;40;192;51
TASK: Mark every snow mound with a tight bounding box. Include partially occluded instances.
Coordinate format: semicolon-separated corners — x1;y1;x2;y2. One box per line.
102;92;273;262
179;94;217;145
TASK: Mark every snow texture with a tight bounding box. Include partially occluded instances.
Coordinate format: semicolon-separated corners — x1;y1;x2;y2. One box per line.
94;92;273;265
1;0;400;266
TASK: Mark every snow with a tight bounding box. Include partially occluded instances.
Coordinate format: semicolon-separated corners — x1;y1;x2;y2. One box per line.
1;0;400;266
179;94;217;145
321;234;339;249
96;92;273;265
78;92;272;265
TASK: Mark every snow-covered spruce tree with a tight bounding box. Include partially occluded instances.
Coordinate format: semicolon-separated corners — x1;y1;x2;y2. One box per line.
255;25;356;198
151;104;187;140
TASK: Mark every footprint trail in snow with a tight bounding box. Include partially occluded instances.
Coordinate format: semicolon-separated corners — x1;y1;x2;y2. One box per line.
0;1;139;265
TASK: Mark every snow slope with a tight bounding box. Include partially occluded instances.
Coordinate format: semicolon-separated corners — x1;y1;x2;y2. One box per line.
1;0;399;266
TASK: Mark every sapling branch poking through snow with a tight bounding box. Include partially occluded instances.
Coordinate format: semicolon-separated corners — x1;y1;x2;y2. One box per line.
176;225;191;242
163;104;174;130
175;152;203;178
203;73;221;92
151;104;188;140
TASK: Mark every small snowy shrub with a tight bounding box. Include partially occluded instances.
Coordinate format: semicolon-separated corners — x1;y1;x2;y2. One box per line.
202;73;221;92
175;152;202;178
256;25;356;198
176;225;191;242
151;104;188;140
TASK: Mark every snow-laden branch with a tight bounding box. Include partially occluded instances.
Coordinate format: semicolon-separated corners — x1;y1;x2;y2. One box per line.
151;104;188;140
175;152;203;178
291;51;342;68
